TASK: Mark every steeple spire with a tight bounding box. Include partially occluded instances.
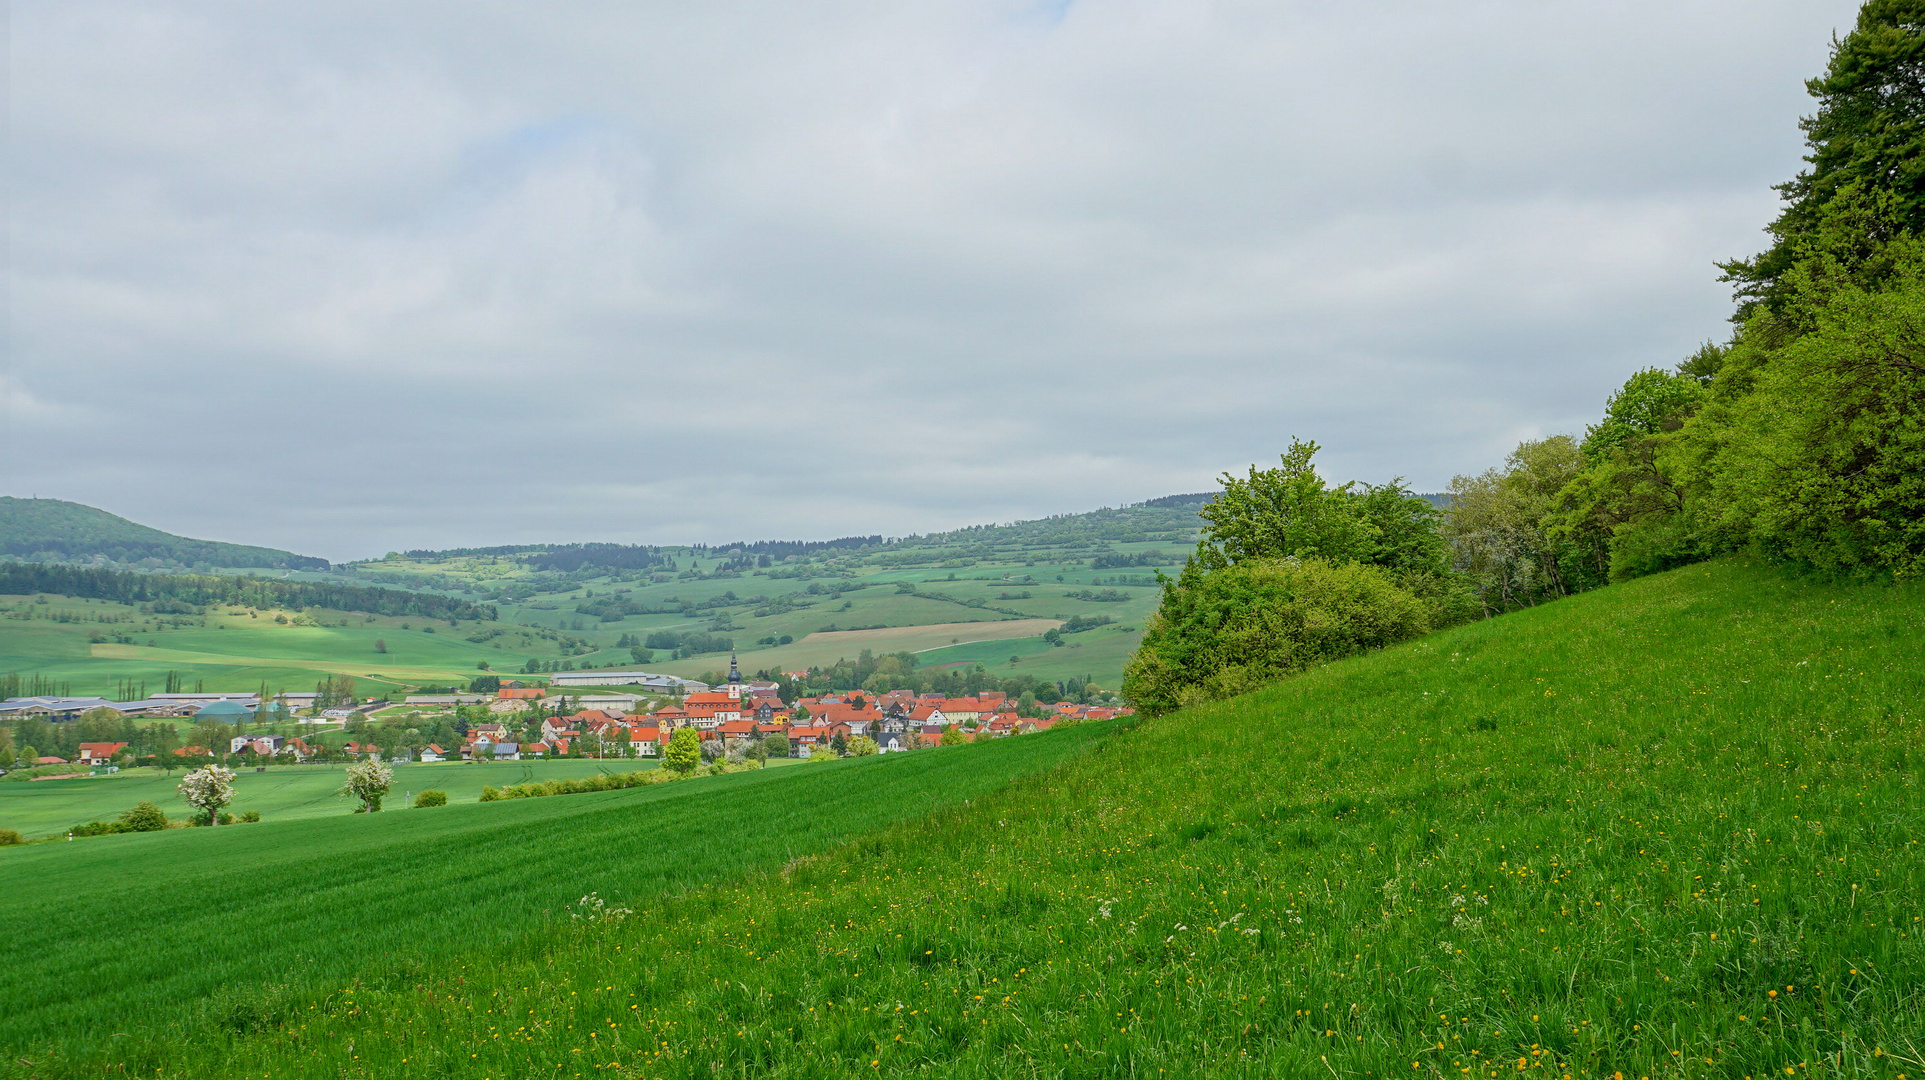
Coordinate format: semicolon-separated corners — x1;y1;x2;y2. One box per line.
728;652;741;685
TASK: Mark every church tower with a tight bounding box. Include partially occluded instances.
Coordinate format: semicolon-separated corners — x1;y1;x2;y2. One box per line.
725;652;743;699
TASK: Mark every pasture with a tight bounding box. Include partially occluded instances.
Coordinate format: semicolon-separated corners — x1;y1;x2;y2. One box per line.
0;758;665;839
31;554;1920;1079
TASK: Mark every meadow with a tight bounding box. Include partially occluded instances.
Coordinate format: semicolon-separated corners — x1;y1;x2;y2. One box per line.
0;757;675;839
0;720;1115;1064
14;554;1915;1079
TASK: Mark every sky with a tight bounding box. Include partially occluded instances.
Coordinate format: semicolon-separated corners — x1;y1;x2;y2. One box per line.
3;0;1866;562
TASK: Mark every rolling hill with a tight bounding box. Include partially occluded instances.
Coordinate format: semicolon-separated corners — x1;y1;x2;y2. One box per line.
0;497;328;571
1;554;1916;1077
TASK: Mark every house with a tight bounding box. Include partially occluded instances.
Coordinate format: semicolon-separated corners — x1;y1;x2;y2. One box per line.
283;737;317;761
492;742;521;761
627;727;661;756
909;704;947;727
471;723;511;742
683;693;742;723
420;744;445;763
787;725;830;753
936;697;996;722
497;687;545;701
716;719;757;743
523;740;550;758
173;746;211;758
77;742;128;764
34;755;68;765
230;735;284;756
875;730;909;753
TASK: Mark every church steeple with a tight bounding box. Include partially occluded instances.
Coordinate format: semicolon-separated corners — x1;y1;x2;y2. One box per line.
728;652;741;685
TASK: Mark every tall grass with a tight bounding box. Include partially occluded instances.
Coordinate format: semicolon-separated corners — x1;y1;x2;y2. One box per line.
13;555;1924;1079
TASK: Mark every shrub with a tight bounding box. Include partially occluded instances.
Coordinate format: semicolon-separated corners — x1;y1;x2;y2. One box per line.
414;790;448;808
239;810;261;823
0;829;21;846
1123;557;1431;716
479;785;502;802
120;801;169;832
71;821;129;837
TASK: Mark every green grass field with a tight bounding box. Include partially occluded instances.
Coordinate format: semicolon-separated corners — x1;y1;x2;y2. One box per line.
6;554;1916;1078
0;758;674;839
0;722;1115;1068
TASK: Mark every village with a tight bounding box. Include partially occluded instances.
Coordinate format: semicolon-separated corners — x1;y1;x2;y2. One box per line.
0;656;1131;772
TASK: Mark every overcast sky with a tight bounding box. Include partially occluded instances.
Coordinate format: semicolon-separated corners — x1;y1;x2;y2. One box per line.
3;1;1863;562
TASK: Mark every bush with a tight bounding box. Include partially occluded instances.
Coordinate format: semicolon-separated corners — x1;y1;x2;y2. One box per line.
0;829;21;846
239;810;261;823
414;790;448;808
479;785;502;802
1123;557;1431;716
120;801;169;832
71;820;130;837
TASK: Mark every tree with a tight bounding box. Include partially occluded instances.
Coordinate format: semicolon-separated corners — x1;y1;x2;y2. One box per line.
339;759;394;813
1122;557;1431;716
374;638;388;654
763;734;791;759
1445;435;1603;612
178;765;236;825
1189;439;1454;585
847;736;879;756
830;732;848;756
663;728;701;775
939;725;965;747
119;801;168;831
1723;1;1925;316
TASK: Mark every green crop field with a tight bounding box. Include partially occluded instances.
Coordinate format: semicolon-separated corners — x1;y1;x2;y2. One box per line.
0;722;1115;1067
0;758;675;839
7;554;1916;1078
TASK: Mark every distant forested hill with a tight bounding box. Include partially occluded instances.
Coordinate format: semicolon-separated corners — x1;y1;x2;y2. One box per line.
0;497;328;571
0;563;492;620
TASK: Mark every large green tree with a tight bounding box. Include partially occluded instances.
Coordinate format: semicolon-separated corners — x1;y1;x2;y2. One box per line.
1723;0;1925;315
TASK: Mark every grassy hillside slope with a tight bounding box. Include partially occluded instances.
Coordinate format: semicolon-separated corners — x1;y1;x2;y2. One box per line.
53;554;1920;1080
0;721;1113;1061
0;497;327;570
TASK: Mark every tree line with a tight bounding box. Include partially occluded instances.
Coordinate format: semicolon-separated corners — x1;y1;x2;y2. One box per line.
0;564;497;622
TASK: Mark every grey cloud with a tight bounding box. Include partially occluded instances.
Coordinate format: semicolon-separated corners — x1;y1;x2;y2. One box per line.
3;0;1863;561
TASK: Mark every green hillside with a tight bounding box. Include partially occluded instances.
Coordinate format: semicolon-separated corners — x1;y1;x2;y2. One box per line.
0;722;1113;1062
3;555;1917;1077
0;497;328;571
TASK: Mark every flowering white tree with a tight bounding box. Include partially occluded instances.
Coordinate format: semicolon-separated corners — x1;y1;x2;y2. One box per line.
339;759;395;813
177;765;237;826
